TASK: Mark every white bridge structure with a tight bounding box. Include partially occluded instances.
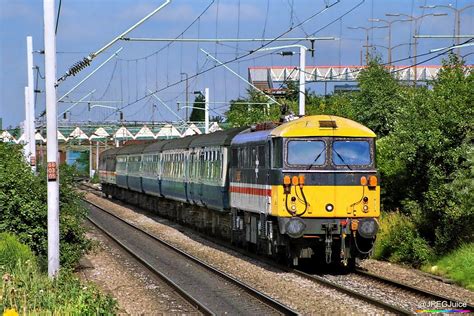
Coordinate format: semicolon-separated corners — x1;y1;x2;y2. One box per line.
1;121;222;145
248;65;460;91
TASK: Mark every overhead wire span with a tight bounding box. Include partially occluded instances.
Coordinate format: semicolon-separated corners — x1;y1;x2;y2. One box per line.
104;0;346;120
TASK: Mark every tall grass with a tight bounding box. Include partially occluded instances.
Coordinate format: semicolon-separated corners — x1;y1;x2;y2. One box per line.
1;233;117;314
424;243;474;291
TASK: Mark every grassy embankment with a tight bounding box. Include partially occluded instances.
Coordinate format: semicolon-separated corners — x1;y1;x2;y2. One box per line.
374;212;474;290
1;232;117;314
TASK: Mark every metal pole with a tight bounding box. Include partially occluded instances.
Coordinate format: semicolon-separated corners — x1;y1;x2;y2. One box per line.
96;141;99;175
89;141;93;178
27;36;36;171
23;87;31;159
58;48;122;102
43;0;59;277
456;11;460;55
365;29;369;64
180;73;189;122
204;88;209;134
298;46;306;116
388;26;392;65
414;21;418;84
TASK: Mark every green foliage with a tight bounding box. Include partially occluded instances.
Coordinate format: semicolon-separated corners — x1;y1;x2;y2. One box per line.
423;243;474;290
1;233;117;314
377;54;474;253
190;93;205;122
374;212;433;267
226;88;282;127
353;58;405;137
0;232;35;271
0;142;91;269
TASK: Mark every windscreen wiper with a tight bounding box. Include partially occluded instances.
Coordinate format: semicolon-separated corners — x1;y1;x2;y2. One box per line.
333;148;352;170
307;148;326;170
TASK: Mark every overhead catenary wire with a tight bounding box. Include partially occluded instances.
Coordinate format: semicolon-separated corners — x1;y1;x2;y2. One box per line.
103;0;345;121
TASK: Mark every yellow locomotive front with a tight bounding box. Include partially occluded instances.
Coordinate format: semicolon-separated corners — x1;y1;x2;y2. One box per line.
269;115;380;267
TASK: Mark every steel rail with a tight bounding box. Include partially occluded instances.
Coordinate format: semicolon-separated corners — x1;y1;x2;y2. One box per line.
83;198;298;316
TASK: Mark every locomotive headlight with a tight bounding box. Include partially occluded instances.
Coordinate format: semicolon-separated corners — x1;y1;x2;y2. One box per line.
363;205;369;212
357;218;379;238
325;203;334;212
285;218;306;238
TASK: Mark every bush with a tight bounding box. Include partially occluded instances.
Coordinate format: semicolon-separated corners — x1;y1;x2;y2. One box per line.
374;212;433;267
0;142;91;269
1;233;117;314
0;232;35;271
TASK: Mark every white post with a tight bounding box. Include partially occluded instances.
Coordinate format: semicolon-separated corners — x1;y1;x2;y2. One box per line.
23;87;31;159
204;88;209;134
27;36;36;171
95;141;99;176
89;141;93;178
299;46;306;117
43;0;60;277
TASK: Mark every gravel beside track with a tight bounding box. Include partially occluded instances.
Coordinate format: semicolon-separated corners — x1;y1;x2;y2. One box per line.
360;260;474;307
85;200;296;315
84;192;390;315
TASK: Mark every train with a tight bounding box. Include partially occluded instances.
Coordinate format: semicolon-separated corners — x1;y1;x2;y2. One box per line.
98;115;380;268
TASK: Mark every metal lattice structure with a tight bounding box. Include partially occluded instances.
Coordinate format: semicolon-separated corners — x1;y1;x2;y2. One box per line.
248;65;462;91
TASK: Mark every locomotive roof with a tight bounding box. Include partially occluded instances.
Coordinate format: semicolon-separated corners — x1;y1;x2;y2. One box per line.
270;115;376;138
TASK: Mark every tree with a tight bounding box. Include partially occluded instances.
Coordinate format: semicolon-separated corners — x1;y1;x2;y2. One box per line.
0;142;91;268
377;54;474;253
225;88;281;127
189;94;205;122
354;57;405;137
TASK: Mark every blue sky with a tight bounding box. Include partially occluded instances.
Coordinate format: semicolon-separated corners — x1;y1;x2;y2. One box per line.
0;0;473;128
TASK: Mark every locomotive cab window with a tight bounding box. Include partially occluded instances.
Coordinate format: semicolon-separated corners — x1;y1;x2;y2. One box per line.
287;140;326;166
332;140;371;166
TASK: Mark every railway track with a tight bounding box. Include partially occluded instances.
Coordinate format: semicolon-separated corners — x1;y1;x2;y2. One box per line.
83;198;298;316
80;185;473;315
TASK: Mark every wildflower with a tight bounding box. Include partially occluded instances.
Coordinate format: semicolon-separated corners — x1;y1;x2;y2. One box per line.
3;308;19;316
2;273;11;282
